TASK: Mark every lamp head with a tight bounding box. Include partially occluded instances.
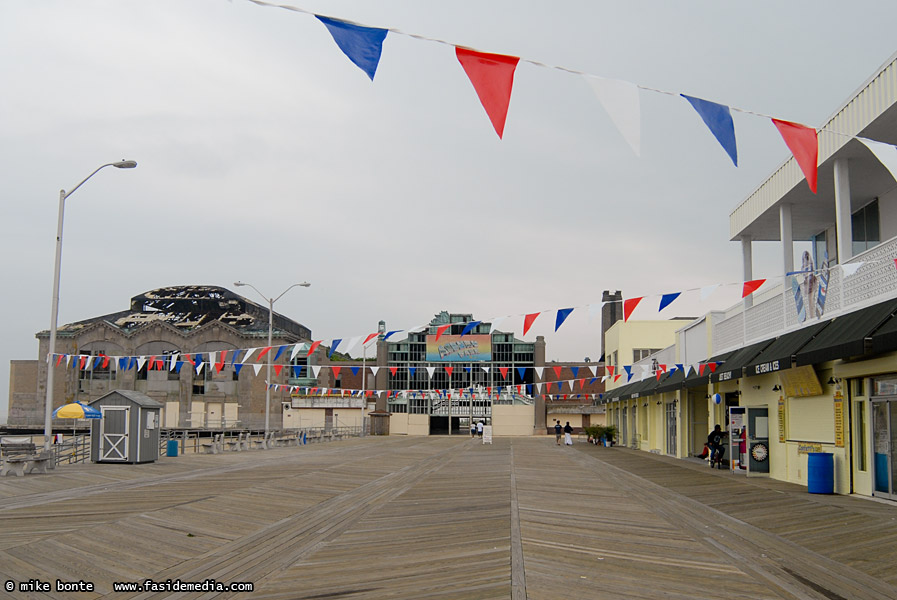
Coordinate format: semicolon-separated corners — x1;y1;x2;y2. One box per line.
234;281;246;287
298;282;311;287
113;160;137;169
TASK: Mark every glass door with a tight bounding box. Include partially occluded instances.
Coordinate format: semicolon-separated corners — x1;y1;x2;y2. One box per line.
872;399;897;500
665;401;677;455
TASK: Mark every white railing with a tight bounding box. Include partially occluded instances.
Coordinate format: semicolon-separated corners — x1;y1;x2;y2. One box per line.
712;236;897;353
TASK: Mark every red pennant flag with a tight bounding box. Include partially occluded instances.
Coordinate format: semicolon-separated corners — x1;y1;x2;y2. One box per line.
331;366;341;380
606;366;615;377
487;387;492;394
709;362;719;373
656;370;663;381
772;118;818;193
389;366;398;376
365;390;373;397
623;297;643;322
455;47;519;139
363;332;379;346
742;279;766;298
306;340;322;357
499;367;509;379
149;356;158;370
101;354;109;369
523;312;541;336
435;324;451;341
614;374;622;382
219;350;228;367
563;394;568;400
699;363;707;376
55;355;64;367
445;366;454;377
257;346;272;360
552;366;562;379
274;364;284;376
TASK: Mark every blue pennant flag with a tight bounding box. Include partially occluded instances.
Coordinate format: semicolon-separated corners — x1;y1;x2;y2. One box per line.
555;308;574;331
93;356;103;369
624;365;633;381
590;377;597;385
350;366;360;376
681;94;738;166
570;367;579;379
409;367;416;378
460;321;481;337
659;292;681;312
273;346;287;362
526;384;532;395
317;15;388;81
329;339;342;359
175;361;184;374
234;363;244;376
128;357;137;370
231;349;244;365
464;366;471;373
118;358;128;371
293;365;303;377
517;367;527;380
384;330;400;341
193;354;203;367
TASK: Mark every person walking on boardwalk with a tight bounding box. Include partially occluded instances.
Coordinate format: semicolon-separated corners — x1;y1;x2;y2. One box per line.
471;422;477;438
563;422;573;446
477;421;484;437
554;420;562;445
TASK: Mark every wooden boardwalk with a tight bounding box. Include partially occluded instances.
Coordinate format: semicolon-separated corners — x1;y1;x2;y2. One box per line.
0;437;895;599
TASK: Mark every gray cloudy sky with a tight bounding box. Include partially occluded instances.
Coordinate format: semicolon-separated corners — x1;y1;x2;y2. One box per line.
2;0;897;421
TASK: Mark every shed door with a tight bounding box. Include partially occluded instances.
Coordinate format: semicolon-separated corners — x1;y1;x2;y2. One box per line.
101;406;129;461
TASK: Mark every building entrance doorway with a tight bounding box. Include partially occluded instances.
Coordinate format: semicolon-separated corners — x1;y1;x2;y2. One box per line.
872;397;897;500
430;416;463;435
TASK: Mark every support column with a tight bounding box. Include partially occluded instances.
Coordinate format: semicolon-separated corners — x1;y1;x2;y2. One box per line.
779;204;794;275
742;236;753;308
834;158;852;264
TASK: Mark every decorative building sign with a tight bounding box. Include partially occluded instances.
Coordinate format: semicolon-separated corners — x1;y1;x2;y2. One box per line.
780;365;823;398
425;335;492;362
778;396;786;443
798;443;823;454
834;388;845;448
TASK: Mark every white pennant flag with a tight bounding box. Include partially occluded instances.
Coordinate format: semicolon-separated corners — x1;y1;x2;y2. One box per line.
859;138;897;184
311;366;321;379
169;354;179;371
483;366;491;374
536;382;542;393
841;262;863;278
426;367;435;379
207;352;216;368
65;355;72;367
588;302;603;323
700;284;719;302
584;75;641;156
252;363;263;376
684;364;694;377
242;348;256;363
488;316;506;334
196;361;204;375
370;366;380;376
600;375;608;383
137;357;147;372
535;367;543;379
342;336;361;355
583;365;595;377
290;343;304;361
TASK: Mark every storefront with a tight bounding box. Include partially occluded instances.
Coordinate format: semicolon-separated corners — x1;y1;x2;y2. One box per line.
871;376;897;500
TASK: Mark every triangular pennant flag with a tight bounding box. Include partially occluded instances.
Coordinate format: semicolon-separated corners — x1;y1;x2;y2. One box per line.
840;262;863;278
584;366;594;377
311;365;321;379
435;324;451;341
234;363;244;376
623;365;633;381
606;366;615;377
488;316;506;334
175;361;184;374
742;279;766;298
426;366;435;379
464;366;471;374
128;357;137;370
535;367;544;379
684;364;694;377
614;374;622;382
588;302;603;323
536;382;542;393
118;357;127;370
552;366;562;379
241;348;256;363
389;366;398;376
408;367;416;378
570;367;579;379
772;118;818;193
523;312;541;336
274;364;284;376
584;75;641;156
363;332;379;346
700;284;720;302
273;346;286;362
257;347;272;361
307;340;323;357
332;366;342;380
555;308;574;332
460;321;481;337
659;292;681;312
316;15;388;81
623;297;643;322
351;366;360;376
699;363;707;376
681;94;738;166
455;47;519;139
517;367;527;380
290;343;304;360
136;357;147;372
370;366;380;376
499;367;509;380
329;339;342;358
292;365;303;377
384;330;401;341
195;361;205;375
445;366;454;377
709;362;719;373
342;336;361;355
858;138;897;183
483;366;491;374
229;350;241;365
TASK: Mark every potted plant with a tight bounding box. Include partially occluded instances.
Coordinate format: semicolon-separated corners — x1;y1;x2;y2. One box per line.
602;425;617;446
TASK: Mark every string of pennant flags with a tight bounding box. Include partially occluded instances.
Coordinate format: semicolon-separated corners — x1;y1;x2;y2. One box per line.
240;0;897;193
48;257;897;379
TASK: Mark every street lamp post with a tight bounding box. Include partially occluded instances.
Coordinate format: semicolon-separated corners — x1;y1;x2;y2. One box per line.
233;281;310;434
45;160;137;449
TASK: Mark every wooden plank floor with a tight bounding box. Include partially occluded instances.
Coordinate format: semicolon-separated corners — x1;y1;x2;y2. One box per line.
0;437;895;599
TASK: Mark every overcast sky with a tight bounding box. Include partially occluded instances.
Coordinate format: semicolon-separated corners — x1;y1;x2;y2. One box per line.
2;0;897;422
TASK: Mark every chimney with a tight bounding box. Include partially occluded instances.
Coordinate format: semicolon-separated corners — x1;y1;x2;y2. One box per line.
601;290;622;359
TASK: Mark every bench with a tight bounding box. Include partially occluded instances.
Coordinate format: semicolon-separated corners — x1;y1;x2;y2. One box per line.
1;439;53;477
252;432;273;450
271;432;299;448
200;434;222;455
224;433;245;452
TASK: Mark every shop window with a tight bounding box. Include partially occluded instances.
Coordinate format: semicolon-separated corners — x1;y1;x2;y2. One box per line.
852;199;880;256
855;401;867;472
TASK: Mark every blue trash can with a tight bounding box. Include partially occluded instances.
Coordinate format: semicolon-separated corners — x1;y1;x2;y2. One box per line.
166;439;179;458
807;452;833;494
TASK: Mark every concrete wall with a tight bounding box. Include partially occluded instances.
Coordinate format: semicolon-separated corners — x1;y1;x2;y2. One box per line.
389;413;409;435
407;414;429;436
283;408;326;429
493;404;535;436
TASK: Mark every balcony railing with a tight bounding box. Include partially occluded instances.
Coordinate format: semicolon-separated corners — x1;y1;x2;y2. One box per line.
713;236;897;353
